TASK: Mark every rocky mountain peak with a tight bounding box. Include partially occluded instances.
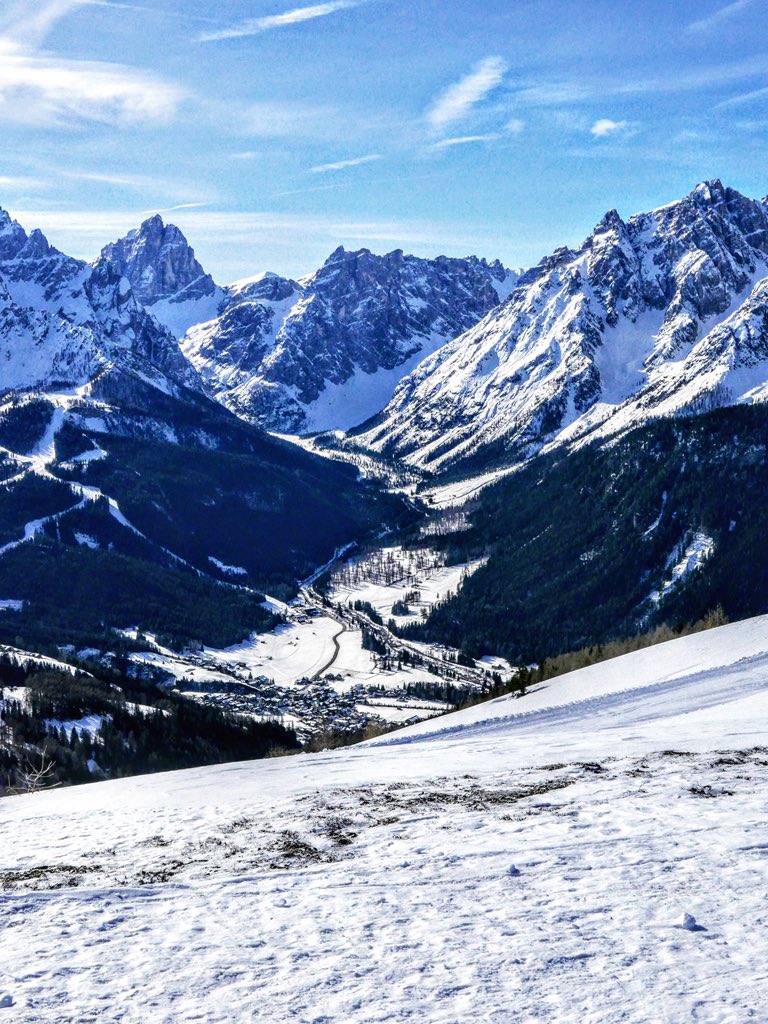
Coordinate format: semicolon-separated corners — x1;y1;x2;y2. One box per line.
354;181;768;473
182;243;516;433
226;271;299;304
325;245;348;264
0;205;202;398
0;208;30;260
101;216;217;307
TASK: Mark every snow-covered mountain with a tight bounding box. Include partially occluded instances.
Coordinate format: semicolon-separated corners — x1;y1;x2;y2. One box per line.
0;208;199;397
181;246;518;433
6;613;768;1021
356;180;768;471
0;208;416;650
101;215;224;339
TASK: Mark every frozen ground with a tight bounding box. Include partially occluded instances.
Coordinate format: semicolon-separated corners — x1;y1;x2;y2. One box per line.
3;615;768;1022
418;466;519;508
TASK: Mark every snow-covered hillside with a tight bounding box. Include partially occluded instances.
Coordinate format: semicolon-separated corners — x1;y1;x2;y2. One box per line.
357;180;768;471
4;614;768;1022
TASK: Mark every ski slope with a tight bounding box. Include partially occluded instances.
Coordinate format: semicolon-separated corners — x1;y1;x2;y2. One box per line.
3;615;768;1022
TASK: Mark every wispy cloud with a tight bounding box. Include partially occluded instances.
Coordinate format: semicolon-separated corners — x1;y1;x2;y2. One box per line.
510;81;593;107
238;100;344;139
199;1;361;42
618;56;768;96
1;0;88;46
427;133;500;150
686;0;753;34
310;153;381;173
273;181;350;198
715;84;768;108
511;54;768;111
0;43;185;125
0;0;149;45
0;1;185;126
64;170;172;189
590;118;630;138
426;56;506;133
425;118;523;153
9;207;509;259
139;202;210;217
0;174;46;190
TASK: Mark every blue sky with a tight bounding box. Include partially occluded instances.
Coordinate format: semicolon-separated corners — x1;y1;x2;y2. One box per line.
1;0;767;281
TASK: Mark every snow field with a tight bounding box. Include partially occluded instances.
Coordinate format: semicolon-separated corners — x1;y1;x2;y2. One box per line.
5;616;768;1021
330;545;484;629
2;750;768;1022
202;617;344;686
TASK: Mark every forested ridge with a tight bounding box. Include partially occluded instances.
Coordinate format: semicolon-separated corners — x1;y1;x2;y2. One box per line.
405;404;768;663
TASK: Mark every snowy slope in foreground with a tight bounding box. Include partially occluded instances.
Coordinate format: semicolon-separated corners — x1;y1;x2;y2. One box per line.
4;615;768;1023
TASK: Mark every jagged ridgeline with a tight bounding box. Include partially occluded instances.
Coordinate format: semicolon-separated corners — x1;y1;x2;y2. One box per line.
407;403;768;663
357;180;768;474
99;215;517;433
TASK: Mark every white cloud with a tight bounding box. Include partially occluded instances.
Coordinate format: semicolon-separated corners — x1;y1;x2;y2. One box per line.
238;100;343;139
310;154;381;173
425;118;523;152
511;54;768;112
139;202;210;217
686;0;753;34
1;0;88;46
511;82;593;107
199;1;361;42
426;56;506;133
0;174;46;190
10;208;504;253
0;2;185;127
715;84;768;109
590;118;630;138
273;181;349;197
0;41;185;125
63;170;171;189
427;133;500;150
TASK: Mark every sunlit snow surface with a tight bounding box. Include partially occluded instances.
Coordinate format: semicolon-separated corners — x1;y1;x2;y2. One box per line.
4;615;768;1022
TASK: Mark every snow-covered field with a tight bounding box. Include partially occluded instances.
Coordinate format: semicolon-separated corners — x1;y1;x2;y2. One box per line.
4;615;768;1022
324;627;447;692
202;618;344;687
330;546;484;628
128;602;450;698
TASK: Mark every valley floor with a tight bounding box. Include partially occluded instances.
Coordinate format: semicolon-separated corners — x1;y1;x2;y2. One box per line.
3;616;768;1022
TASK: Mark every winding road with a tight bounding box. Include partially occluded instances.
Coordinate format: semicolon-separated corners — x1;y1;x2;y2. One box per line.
310;622;346;680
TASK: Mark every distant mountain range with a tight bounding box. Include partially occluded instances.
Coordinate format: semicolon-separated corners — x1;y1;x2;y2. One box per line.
355;180;768;472
102;217;518;433
7;178;768;471
0;209;414;650
91;179;768;476
4;179;768;651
